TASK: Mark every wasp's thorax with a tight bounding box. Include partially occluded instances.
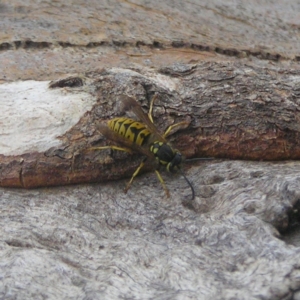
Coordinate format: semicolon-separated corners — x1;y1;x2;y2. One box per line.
150;141;182;172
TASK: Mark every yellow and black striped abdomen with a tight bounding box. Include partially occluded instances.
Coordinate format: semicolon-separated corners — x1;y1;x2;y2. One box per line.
108;117;151;146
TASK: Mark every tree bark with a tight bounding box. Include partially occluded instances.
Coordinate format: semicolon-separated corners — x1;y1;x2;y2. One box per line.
1;64;300;188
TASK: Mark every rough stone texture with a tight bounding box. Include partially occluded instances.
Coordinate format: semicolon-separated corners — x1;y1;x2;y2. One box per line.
1;1;300;299
1;0;300;82
1;0;300;57
1;160;300;299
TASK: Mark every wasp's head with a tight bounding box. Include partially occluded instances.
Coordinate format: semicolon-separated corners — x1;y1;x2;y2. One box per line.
150;142;182;173
150;141;195;200
166;151;182;173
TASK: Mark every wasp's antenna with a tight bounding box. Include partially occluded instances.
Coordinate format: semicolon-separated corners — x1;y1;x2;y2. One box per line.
185;157;214;162
179;168;195;200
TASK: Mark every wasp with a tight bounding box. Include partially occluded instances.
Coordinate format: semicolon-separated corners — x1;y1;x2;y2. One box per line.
90;94;196;199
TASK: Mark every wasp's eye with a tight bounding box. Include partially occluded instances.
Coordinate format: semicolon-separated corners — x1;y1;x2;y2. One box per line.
167;152;182;172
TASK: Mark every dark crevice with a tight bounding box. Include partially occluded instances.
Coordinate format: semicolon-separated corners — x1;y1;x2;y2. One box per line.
280;199;300;246
0;40;291;62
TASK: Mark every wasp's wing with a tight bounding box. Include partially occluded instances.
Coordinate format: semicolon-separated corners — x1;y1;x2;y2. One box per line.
97;123;156;159
121;95;166;143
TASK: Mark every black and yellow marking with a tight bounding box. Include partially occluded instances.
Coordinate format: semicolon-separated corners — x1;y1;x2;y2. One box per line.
108;117;151;146
150;141;181;172
89;95;195;200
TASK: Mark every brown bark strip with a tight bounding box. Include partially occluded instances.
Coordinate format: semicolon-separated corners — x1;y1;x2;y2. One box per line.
1;62;300;188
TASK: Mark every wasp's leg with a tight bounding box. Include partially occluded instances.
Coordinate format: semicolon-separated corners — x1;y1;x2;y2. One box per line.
148;94;189;138
147;94;158;123
124;158;147;194
154;170;170;198
163;121;189;138
86;146;133;153
86;145;145;194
